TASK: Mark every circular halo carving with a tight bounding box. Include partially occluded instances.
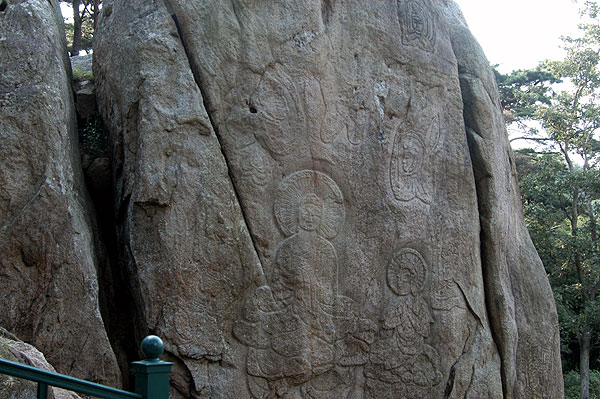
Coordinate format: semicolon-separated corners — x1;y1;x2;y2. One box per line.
387;248;427;296
274;170;345;239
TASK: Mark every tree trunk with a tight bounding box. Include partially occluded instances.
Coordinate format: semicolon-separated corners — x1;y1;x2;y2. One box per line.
92;0;100;30
71;0;82;56
580;331;591;399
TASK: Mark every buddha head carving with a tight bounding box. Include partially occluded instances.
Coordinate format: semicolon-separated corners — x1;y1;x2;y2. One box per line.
298;193;324;232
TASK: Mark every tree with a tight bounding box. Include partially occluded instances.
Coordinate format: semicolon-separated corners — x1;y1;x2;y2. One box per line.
494;66;559;127
516;151;600;387
61;0;101;56
504;4;600;398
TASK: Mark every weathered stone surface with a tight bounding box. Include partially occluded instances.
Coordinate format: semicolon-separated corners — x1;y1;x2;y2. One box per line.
92;0;562;398
70;54;93;76
71;54;96;119
73;80;96;120
0;328;81;399
445;4;564;397
94;1;261;397
0;0;120;387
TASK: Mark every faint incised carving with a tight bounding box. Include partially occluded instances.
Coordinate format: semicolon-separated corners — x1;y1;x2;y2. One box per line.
399;0;436;52
367;248;442;398
431;228;467;311
390;114;441;204
516;337;557;399
250;67;304;156
243;151;269;188
234;170;372;397
347;87;371;145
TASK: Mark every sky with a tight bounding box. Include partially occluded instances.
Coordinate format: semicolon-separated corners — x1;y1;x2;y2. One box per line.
454;0;582;73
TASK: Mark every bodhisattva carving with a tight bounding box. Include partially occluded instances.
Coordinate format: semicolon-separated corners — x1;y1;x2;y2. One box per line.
366;248;442;398
273;170;345;240
234;170;374;398
250;67;304;156
399;0;436;53
390;115;441;204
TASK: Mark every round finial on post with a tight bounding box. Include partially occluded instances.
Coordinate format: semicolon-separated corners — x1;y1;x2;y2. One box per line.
141;335;164;361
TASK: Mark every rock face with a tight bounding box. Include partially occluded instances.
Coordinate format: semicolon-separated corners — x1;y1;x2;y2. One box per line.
0;328;81;399
0;0;120;387
0;0;563;398
92;0;563;398
447;8;564;397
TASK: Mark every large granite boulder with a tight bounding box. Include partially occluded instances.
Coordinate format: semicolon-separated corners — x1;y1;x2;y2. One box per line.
93;0;563;398
0;0;120;387
0;328;81;399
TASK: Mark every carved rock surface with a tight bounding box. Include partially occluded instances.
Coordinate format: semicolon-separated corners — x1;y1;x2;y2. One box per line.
92;0;562;398
0;0;120;387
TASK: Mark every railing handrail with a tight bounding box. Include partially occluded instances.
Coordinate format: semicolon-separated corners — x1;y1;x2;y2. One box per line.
0;335;172;399
0;357;141;399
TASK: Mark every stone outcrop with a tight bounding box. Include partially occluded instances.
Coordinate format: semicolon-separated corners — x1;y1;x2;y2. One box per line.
70;54;93;76
446;6;563;397
0;328;81;399
92;0;563;398
93;1;261;396
0;0;120;387
71;54;95;120
0;0;563;398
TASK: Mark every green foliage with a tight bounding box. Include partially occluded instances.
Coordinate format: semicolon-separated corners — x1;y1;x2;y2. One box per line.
80;115;109;166
565;370;600;398
63;20;94;53
494;66;559;123
72;66;93;81
65;18;94;55
508;3;600;396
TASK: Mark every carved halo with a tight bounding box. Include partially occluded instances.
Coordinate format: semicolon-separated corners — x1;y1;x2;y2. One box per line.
274;170;345;239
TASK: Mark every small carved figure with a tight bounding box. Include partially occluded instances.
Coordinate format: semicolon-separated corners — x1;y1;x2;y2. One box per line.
400;0;436;52
347;87;371;145
367;248;441;397
429;213;467;311
431;242;467;311
244;151;269;188
390;114;441;204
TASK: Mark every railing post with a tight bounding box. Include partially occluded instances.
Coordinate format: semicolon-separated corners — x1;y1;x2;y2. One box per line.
131;336;173;399
37;382;48;399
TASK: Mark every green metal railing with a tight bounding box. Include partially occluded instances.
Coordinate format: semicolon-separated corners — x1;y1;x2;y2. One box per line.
0;335;172;399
